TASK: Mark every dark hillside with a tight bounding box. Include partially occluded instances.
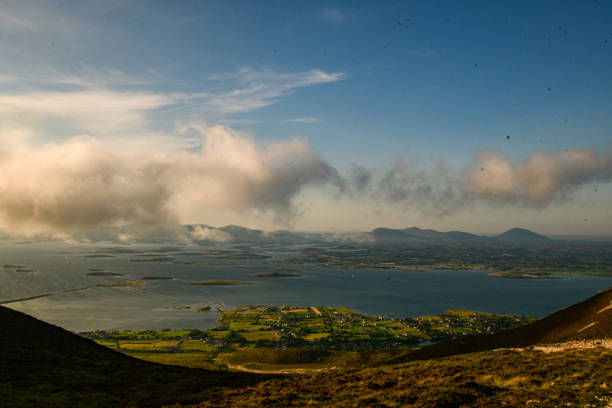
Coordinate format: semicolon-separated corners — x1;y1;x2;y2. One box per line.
0;306;269;408
399;287;612;362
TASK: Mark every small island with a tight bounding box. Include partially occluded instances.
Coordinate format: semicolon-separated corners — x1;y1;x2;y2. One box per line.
87;271;124;276
141;276;173;280
98;280;146;287
190;280;262;285
130;257;174;263
488;271;554;279
3;265;33;272
249;272;304;277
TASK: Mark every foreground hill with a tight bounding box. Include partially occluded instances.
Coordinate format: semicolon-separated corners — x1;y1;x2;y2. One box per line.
0;306;269;408
398;286;612;362
169;347;612;408
2;289;611;407
168;289;612;407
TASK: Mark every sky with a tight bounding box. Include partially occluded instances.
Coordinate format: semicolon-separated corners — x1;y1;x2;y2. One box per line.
0;0;611;238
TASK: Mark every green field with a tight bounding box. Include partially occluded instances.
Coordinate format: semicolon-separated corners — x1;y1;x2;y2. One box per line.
85;305;534;371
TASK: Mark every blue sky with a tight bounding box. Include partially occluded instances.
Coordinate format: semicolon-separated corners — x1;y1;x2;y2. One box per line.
0;1;611;236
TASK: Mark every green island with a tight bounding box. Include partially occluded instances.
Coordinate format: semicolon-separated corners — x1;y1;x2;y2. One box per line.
141;276;173;280
84;305;533;371
190;280;262;285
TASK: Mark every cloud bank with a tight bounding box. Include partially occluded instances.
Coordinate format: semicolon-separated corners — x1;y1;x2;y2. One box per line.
0;125;341;237
0;131;609;239
351;148;612;216
466;148;612;206
0;68;609;238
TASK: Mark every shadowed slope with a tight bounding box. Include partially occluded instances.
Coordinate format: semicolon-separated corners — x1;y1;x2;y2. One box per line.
398;287;612;362
0;306;270;408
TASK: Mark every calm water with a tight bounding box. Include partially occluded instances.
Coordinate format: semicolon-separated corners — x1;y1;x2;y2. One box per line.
1;240;611;332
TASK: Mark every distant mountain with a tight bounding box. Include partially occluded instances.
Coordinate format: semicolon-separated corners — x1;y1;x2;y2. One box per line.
197;225;553;246
493;227;552;244
370;227;418;242
219;224;266;242
399;286;612;362
369;226;487;244
366;226;555;245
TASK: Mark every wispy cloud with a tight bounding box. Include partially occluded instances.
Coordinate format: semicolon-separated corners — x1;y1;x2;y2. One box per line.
0;90;172;140
406;49;435;58
319;8;344;23
0;67;157;90
0;10;36;31
284;117;321;124
205;68;344;114
0;67;343;144
0;2;78;36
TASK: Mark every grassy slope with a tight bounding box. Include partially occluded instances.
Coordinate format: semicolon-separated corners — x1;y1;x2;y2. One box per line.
0;306;273;408
167;288;612;407
168;348;612;408
2;288;612;407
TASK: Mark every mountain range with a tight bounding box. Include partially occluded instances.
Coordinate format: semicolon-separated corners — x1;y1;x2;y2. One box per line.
186;224;553;245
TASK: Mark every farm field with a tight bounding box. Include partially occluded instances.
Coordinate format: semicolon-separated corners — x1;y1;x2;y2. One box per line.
85;305;534;371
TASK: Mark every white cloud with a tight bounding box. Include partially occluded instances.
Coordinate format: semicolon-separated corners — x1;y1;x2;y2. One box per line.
467;149;612;206
190;226;233;242
0;125;342;237
346;148;612;217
